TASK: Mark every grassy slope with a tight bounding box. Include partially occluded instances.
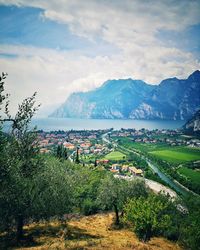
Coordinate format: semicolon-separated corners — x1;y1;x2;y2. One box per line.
14;213;182;250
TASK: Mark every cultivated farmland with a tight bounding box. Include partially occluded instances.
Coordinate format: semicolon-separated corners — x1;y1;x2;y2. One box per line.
149;148;200;163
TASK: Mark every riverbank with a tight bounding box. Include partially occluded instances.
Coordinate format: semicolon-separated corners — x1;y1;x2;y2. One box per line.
102;133;193;196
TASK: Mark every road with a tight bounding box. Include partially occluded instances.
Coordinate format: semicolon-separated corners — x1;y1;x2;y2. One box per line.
115;175;177;198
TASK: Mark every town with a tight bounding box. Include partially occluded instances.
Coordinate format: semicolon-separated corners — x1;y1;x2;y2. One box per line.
37;128;200;181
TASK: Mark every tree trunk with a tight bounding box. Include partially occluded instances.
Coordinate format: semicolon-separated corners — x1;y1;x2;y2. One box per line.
143;228;152;242
17;215;24;242
113;204;120;225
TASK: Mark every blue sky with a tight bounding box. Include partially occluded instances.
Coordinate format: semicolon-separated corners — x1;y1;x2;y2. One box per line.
156;25;200;58
0;0;199;115
0;5;119;56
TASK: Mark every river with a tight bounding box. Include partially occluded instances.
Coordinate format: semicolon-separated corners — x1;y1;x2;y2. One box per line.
102;133;188;196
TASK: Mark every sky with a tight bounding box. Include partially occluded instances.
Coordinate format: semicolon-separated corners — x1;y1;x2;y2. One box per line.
0;0;200;116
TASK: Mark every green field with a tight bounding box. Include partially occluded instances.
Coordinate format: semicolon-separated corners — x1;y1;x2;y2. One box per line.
178;167;200;184
117;138;170;152
149;149;200;163
118;137;200;164
104;151;126;160
131;142;169;152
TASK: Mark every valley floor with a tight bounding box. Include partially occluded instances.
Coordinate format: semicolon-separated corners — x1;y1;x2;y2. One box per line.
7;213;182;250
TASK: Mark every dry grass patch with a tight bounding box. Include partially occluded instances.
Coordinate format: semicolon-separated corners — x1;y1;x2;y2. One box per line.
2;213;182;250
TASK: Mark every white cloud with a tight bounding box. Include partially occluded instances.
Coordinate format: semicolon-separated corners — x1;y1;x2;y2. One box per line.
1;0;200;41
0;0;200;115
0;44;199;115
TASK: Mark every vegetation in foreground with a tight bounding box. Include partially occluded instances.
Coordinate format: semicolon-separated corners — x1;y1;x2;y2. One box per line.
0;73;200;250
1;213;182;250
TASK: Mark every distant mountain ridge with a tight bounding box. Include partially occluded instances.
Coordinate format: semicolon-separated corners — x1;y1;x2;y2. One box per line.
50;70;200;120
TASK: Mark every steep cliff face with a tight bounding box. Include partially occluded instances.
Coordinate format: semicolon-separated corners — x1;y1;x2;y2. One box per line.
51;93;95;118
51;79;155;119
183;109;200;135
133;71;200;120
50;70;200;120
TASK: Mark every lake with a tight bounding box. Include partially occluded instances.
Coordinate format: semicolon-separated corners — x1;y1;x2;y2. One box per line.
30;118;185;131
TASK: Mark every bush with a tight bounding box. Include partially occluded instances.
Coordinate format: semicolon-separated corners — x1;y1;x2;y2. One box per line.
123;193;178;242
179;196;200;250
81;198;98;216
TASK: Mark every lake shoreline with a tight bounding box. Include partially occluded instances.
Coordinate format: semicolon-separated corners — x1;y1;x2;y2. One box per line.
31;117;185;132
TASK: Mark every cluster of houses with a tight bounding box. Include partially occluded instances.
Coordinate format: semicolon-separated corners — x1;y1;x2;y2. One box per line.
110;128;180;138
66;141;109;156
95;159;143;176
111;128;200;147
37;129;111;155
110;163;143;176
132;137;200;147
187;139;200;148
37;131;68;153
37;128;200;157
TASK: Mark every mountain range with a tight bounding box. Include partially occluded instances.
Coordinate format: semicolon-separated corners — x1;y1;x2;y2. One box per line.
183;109;200;135
50;70;200;120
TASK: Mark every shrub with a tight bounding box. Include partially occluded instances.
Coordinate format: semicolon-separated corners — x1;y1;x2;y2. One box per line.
123;193;177;242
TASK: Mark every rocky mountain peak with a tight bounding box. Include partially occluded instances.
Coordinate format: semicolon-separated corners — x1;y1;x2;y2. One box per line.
50;71;200;120
188;70;200;81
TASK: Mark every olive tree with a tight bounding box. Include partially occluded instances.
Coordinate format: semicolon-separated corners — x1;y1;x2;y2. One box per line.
0;73;74;241
97;175;148;225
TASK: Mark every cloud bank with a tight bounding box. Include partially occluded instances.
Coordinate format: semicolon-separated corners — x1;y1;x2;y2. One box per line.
0;0;199;115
